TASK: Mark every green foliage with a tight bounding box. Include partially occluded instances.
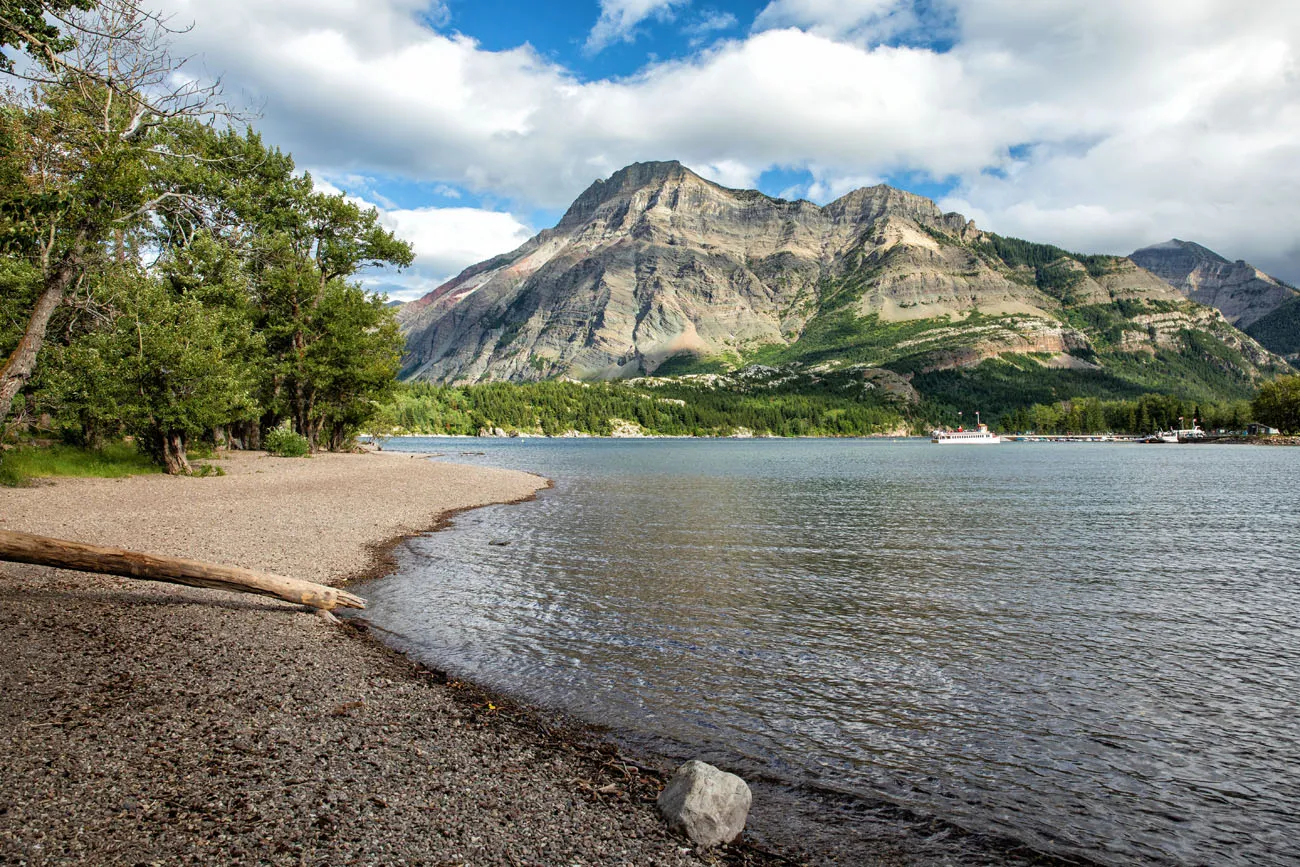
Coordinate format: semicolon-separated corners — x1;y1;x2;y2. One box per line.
996;394;1252;435
652;353;734;377
35;267;259;467
0;256;40;358
1252;374;1300;434
0;1;96;73
747;305;943;369
0;440;160;487
1245;296;1300;357
307;281;405;450
263;425;310;457
973;233;1124;294
384;370;913;438
911;356;1150;419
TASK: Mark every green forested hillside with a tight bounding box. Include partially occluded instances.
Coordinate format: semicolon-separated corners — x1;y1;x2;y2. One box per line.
385;370;914;437
1246;296;1300;358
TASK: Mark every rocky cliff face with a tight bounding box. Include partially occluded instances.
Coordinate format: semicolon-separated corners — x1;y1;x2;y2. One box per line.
400;162;1285;391
1129;239;1298;328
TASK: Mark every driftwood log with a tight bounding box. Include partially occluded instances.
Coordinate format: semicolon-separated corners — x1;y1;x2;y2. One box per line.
0;529;365;611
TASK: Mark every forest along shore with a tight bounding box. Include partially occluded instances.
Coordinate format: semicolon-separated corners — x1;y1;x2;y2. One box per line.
0;452;760;866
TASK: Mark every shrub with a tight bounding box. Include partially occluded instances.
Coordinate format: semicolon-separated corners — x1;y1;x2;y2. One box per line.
264;426;311;457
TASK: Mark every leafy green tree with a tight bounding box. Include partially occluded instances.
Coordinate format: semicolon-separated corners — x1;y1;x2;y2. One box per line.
87;273;257;473
0;0;230;431
1252;375;1300;434
308;281;404;451
146;124;412;450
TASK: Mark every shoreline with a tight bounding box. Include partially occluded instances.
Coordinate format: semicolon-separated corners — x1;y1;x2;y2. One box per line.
0;451;783;865
377;432;1299;445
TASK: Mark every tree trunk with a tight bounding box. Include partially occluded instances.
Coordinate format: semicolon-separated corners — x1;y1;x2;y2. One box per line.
328;424;346;452
0;529;366;611
0;258;78;431
160;431;192;475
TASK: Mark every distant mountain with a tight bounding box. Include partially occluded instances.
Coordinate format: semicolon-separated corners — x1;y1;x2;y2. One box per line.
1129;239;1299;327
399;161;1288;404
1129;240;1299;363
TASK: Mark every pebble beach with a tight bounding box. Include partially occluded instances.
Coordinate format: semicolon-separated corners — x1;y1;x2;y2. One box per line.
0;451;779;866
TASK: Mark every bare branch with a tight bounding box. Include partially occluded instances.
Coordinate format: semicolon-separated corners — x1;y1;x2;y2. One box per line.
5;0;243;128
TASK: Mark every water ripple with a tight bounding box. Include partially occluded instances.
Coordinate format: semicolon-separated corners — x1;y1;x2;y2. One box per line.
365;439;1300;866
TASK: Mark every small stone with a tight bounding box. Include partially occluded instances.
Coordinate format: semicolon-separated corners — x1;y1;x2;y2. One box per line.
656;760;751;848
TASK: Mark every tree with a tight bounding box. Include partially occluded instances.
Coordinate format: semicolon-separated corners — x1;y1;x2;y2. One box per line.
147;124;412;450
64;271;257;473
1252;375;1300;435
0;0;96;73
307;281;404;451
0;0;229;431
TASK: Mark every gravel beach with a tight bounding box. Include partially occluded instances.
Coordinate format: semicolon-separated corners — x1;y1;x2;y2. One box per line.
0;451;774;866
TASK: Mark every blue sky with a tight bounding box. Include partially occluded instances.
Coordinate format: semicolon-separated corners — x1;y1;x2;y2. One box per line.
149;0;1300;300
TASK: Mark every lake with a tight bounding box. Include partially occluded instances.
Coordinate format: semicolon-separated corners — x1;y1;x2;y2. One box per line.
363;438;1300;866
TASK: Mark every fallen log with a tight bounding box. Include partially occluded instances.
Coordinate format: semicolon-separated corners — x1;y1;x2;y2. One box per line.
0;529;365;611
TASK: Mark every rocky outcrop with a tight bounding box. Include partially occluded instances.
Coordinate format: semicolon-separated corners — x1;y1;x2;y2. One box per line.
1130;239;1299;328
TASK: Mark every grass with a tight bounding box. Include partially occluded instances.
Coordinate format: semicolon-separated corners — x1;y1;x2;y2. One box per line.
0;441;163;487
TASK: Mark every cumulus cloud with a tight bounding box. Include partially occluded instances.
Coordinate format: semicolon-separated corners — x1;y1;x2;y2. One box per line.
936;0;1300;277
586;0;690;54
363;205;534;302
380;206;533;275
307;176;534;302
156;0;1300;283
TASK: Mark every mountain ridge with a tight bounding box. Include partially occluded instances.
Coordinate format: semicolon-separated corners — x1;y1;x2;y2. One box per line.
399;162;1288;401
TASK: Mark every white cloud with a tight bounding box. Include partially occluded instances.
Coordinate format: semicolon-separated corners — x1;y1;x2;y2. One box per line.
689;159;762;190
155;0;1300;283
304;177;533;302
365;205;534;301
380;206;533;273
684;10;738;45
754;0;939;45
806;171;884;203
934;0;1300;276
586;0;690;54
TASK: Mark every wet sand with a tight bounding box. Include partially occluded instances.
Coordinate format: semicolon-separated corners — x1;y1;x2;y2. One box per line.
0;451;779;866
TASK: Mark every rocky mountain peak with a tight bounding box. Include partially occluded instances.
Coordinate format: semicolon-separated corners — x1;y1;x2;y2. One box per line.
1132;239;1230;276
1131;239;1296;327
825;184;940;223
558;160;702;228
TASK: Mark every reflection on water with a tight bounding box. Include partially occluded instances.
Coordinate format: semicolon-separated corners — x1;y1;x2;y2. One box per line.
364;439;1300;866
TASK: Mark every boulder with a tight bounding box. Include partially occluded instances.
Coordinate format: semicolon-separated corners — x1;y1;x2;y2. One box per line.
656;760;751;848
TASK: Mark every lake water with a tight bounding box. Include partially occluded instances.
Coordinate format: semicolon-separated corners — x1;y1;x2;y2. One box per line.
363;438;1300;866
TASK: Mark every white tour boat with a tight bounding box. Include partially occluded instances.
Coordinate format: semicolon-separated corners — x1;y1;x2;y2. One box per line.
931;422;1001;444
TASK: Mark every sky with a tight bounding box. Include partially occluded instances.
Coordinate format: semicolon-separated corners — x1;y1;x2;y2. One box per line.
149;0;1300;301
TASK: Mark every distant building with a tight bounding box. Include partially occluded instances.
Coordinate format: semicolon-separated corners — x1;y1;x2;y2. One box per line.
1247;423;1281;436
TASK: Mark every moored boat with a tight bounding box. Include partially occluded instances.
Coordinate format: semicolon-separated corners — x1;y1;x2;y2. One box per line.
1139;426;1204;444
931;422;1001;444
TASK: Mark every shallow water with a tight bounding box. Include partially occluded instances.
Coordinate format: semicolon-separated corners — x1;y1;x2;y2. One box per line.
365;438;1300;866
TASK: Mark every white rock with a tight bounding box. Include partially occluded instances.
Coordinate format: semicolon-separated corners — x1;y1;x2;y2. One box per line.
656;760;751;848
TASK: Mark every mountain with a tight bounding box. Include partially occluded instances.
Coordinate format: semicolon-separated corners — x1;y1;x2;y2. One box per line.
1128;239;1297;327
1129;239;1300;362
399;161;1287;404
